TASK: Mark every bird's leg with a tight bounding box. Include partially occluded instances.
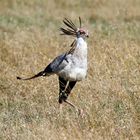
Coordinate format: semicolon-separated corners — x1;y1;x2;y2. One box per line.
59;77;67;103
59;81;69;112
64;100;77;109
64;100;83;115
63;81;69;93
63;81;84;115
59;81;69;103
59;102;63;114
58;77;83;115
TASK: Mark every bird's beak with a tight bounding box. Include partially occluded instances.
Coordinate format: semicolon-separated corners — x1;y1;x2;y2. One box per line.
86;34;89;38
85;31;89;38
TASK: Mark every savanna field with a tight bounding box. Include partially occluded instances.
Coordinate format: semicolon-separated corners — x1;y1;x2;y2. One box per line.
0;0;140;139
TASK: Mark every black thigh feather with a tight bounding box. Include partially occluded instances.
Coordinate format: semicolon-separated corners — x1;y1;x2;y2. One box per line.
58;77;76;103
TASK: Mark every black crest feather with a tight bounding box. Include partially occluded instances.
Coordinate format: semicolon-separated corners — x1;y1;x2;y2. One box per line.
60;18;79;36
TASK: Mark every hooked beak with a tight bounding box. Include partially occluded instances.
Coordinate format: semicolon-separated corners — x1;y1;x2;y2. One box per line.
86;34;89;38
85;30;89;38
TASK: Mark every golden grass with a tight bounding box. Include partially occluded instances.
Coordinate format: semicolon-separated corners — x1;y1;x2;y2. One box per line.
0;0;140;139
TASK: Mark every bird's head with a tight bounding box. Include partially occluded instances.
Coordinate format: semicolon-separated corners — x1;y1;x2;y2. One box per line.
60;17;89;39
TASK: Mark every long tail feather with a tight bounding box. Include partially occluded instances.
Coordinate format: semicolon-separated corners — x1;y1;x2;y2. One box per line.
17;71;44;80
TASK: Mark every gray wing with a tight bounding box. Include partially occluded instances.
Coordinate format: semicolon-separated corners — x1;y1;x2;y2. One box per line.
43;53;69;74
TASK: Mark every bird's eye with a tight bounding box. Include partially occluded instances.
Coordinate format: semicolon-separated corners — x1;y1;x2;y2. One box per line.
80;30;85;34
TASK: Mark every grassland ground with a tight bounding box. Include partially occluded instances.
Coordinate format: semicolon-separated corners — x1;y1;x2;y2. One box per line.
0;0;140;139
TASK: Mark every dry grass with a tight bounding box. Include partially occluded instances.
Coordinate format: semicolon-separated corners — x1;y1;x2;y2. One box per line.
0;0;140;139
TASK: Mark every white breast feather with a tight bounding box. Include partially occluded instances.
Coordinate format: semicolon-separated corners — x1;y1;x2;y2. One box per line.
58;37;87;81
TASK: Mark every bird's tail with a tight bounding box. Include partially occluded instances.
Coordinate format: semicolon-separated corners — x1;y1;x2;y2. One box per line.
17;71;45;80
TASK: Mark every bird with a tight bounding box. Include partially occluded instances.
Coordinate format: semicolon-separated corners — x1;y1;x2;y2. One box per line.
17;17;89;112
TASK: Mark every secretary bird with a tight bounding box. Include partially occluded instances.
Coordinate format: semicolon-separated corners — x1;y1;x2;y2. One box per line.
17;17;89;112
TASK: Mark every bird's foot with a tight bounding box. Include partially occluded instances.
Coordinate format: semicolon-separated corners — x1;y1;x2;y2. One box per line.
77;108;85;118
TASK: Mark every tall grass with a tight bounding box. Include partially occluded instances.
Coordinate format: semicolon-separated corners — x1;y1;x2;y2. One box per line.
0;0;140;139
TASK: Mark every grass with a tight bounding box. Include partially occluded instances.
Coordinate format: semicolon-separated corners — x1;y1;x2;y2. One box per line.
0;0;140;139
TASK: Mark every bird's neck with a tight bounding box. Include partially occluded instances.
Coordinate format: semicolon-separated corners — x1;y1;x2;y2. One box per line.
77;37;86;46
73;37;87;59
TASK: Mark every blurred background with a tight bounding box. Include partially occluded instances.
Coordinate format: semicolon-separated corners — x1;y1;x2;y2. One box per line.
0;0;140;139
